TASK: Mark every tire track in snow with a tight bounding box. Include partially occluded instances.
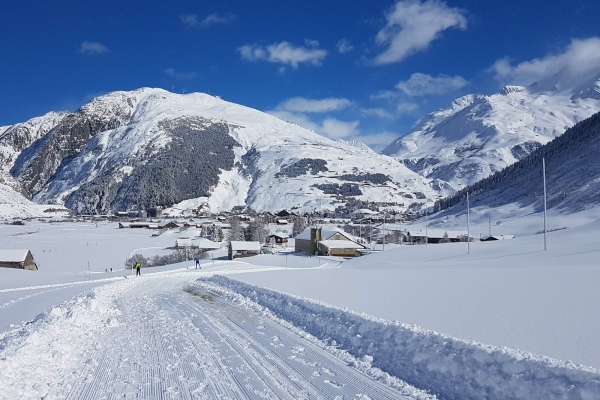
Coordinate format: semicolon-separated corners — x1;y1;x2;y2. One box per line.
64;274;416;399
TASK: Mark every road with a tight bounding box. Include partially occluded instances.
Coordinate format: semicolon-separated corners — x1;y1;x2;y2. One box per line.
61;273;417;399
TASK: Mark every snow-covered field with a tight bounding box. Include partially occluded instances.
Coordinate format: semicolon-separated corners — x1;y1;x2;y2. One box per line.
1;215;600;399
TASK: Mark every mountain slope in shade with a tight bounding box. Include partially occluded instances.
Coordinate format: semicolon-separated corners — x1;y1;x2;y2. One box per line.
382;73;600;189
435;111;600;218
9;88;453;214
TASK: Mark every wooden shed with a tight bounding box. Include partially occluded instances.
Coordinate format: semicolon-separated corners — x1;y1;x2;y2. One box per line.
0;249;38;271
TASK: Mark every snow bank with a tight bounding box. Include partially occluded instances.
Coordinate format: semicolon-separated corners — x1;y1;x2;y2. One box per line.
0;278;133;398
198;275;600;400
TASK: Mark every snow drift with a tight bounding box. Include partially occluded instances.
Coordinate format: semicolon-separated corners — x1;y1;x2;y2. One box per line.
196;275;600;400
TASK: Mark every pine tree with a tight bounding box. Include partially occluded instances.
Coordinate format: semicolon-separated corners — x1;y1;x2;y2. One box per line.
293;215;306;236
246;218;268;242
229;217;245;242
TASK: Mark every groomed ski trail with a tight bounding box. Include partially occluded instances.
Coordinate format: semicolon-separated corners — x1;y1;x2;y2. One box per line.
61;273;420;399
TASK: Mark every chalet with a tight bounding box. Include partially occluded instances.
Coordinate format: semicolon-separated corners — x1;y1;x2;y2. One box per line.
317;240;365;257
407;229;473;244
196;240;221;250
266;233;289;246
228;241;261;260
115;211;129;218
277;210;291;217
0;249;38;271
295;227;357;255
159;221;181;230
176;238;196;249
130;222;152;229
276;219;288;225
481;235;516;241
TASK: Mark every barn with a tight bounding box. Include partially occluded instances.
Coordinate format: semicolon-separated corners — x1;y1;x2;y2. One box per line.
228;241;261;260
0;249;38;271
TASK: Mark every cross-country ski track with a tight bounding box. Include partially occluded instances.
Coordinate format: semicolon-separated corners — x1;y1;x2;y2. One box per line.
0;269;428;400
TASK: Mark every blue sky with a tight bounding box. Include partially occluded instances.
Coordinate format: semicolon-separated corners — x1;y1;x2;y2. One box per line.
2;0;600;150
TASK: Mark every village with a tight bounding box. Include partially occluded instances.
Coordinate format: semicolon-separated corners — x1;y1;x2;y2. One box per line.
0;204;514;273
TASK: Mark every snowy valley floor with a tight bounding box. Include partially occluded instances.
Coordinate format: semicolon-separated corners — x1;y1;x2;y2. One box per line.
1;218;600;398
0;270;426;400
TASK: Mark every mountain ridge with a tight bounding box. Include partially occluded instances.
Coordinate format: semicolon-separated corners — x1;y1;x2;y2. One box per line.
382;73;600;189
5;88;452;215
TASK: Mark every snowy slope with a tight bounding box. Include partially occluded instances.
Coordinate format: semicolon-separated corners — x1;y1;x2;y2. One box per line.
10;88;451;214
0;111;68;216
382;73;600;189
434;112;600;225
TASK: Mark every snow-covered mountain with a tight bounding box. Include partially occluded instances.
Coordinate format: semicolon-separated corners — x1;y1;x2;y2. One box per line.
0;111;68;217
8;88;453;214
436;111;600;219
382;71;600;189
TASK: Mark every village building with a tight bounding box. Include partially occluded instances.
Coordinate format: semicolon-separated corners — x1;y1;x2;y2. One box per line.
406;229;472;244
317;240;365;257
159;221;181;230
228;241;261;260
481;235;516;241
294;227;359;256
266;233;289;246
0;249;38;270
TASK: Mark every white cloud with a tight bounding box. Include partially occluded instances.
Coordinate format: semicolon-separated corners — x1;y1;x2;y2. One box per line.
164;68;199;80
180;13;236;28
489;37;600;86
370;90;400;100
337;39;354;54
321;118;360;139
267;110;321;132
278;97;352;113
238;41;327;68
397;102;419;114
79;41;109;55
267;110;358;139
396;73;467;96
361;108;395;119
373;0;467;65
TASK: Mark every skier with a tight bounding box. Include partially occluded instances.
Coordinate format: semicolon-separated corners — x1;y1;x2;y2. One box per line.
135;262;141;276
195;256;200;269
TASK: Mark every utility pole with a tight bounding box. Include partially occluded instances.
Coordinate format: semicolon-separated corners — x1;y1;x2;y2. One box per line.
489;216;491;237
383;213;386;251
467;192;470;254
543;158;547;251
425;207;428;246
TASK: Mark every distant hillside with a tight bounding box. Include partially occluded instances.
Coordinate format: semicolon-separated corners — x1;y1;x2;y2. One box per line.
382;69;600;189
435;112;600;213
5;88;452;215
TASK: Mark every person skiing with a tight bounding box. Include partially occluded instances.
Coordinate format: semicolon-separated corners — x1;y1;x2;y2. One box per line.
135;262;141;276
195;256;200;269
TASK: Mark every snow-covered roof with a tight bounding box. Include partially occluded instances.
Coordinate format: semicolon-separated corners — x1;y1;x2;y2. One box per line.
483;235;515;240
176;238;194;247
407;229;469;239
268;233;289;239
321;230;353;241
318;240;364;250
295;227;353;241
0;249;29;262
196;240;221;249
230;241;261;251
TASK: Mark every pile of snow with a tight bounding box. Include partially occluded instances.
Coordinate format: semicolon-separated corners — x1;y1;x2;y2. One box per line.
195;275;600;400
0;280;132;398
